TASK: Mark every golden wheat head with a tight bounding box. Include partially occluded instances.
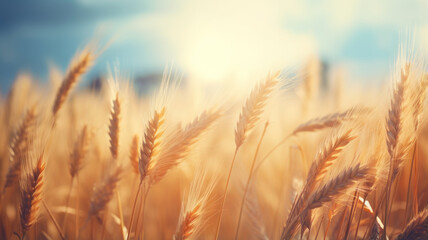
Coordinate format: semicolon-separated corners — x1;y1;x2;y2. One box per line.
52;49;94;116
235;72;279;148
109;92;121;160
20;154;45;234
69;125;90;178
396;209;428;240
3;107;36;192
88;165;122;223
139;108;166;182
129;135;140;175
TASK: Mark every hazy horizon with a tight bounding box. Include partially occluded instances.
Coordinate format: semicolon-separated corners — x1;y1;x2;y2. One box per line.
1;0;427;93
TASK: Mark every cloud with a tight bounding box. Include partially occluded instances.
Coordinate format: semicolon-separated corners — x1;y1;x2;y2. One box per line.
123;0;316;84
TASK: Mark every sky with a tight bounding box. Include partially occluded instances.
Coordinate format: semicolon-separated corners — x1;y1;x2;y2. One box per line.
0;0;427;93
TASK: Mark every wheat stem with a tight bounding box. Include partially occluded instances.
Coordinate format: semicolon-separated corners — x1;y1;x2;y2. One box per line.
126;181;142;240
235;121;269;240
42;199;65;240
136;185;150;239
214;148;238;239
61;178;74;230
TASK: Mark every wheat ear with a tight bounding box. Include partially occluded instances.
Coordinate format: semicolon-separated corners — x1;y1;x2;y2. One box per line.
175;204;201;240
283;130;356;238
215;72;279;239
384;65;411;234
88;166;122;223
386;64;410;175
139;108;166;182
134;109;220;238
235;121;269;239
127;108;166;239
174;165;217;240
292;107;370;135
148;108;221;184
3;107;36;192
63;125;90;229
281;164;368;240
412;75;428;132
306;164;368;209
70;125;90;178
109;92;121;160
238;172;269;240
252;106;367;181
129;135;140;175
396;209;428;240
235;71;279;148
52;49;94;116
20;154;45;235
305;130;356;192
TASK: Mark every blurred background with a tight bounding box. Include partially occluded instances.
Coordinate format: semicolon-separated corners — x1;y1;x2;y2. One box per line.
0;0;427;94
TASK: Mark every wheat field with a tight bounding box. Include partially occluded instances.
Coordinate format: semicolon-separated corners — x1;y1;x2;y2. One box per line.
0;41;427;240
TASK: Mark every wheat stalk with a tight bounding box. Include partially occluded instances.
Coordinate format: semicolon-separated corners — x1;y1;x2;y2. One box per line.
20;154;45;235
235;121;269;239
215;72;279;239
106;91;126;239
239;173;269;240
52;49;94;116
63;125;91;231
